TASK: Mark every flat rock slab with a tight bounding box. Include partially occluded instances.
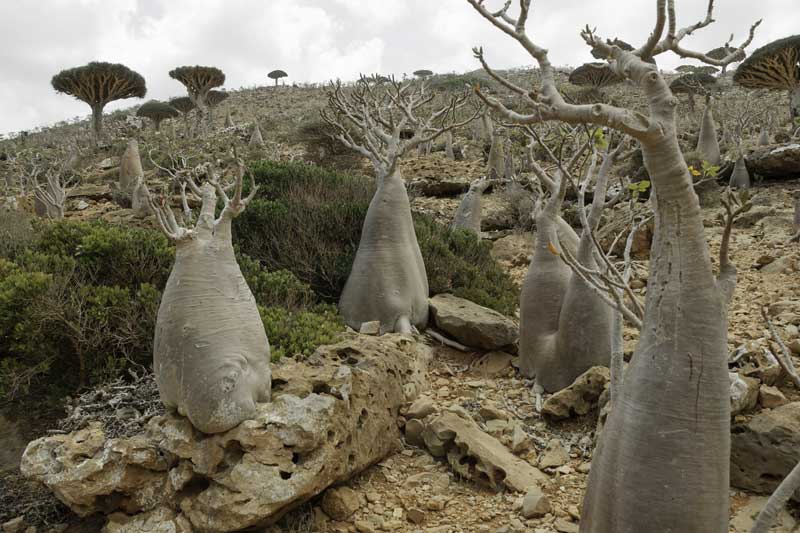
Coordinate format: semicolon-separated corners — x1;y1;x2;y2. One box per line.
746;143;800;180
422;411;547;492
21;335;431;532
542;367;609;420
731;401;800;498
429;294;517;351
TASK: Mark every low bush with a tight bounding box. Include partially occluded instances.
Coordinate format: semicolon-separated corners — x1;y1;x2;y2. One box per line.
260;304;344;362
235;160;519;314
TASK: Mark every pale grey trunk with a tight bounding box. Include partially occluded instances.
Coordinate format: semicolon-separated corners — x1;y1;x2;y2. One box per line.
250;122;264;147
339;170;429;334
154;205;271;434
758;127;769;146
445;131;455;160
452;181;490;234
697;104;720;165
581;134;730;532
547;161;615;393
487;134;505;179
504;151;514;179
119;140;143;196
730;155;750;189
131;176;150;219
225;110;234;128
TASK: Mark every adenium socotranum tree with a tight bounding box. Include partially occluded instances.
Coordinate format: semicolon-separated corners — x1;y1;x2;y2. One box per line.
147;155;270;434
322;76;478;333
467;0;759;530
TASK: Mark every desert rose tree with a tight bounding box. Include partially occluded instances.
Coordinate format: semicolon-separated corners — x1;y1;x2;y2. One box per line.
51;62;146;143
147;156;270;434
466;0;759;530
169;66;225;134
322;76;477;333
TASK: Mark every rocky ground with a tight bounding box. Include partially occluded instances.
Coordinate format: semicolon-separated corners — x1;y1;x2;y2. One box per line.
2;78;800;533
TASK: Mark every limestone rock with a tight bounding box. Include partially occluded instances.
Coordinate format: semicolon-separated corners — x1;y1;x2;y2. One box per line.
746;143;800;180
321;486;361;521
359;321;381;336
405;396;436;420
759;385;788;409
429;294;517;350
730;372;759;416
422;411;547;492
521;486;551;519
539;440;569;469
731;402;800;496
404;419;426;447
472;352;514;377
103;508;192;532
21;335;431;532
542;367;610;420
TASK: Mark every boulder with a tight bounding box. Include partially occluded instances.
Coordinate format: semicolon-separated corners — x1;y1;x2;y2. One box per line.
542;367;610;420
747;143;800;180
730;372;759;416
421;411;547;492
730;402;800;497
21;335;431;532
759;385;788;409
429;294;517;350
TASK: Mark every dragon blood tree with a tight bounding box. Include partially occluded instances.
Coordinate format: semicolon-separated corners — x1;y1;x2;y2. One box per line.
466;0;759;530
168;96;196;138
268;69;288;87
205;90;229;124
734;35;800;122
669;71;717;111
136;100;179;131
169;66;225;133
321;76;478;334
568;62;624;102
51;62;146;143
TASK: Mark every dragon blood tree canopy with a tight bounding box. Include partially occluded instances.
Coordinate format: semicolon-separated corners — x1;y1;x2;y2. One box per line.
136;100;179;130
569;62;625;89
268;69;288;86
168;96;195;115
169;66;225;105
51;61;146;139
206;90;229;107
734;35;800;120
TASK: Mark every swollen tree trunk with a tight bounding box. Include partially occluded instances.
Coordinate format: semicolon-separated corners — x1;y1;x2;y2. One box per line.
155;184;271;434
582;112;731;532
518;175;579;378
697;102;721;164
119;140;143;197
548;156;615;392
730;155;751;189
452;178;490;234
339;170;428;334
487;133;505;179
758;127;769;146
445;131;455;160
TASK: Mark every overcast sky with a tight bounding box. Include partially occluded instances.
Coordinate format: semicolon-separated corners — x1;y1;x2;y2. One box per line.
0;0;793;135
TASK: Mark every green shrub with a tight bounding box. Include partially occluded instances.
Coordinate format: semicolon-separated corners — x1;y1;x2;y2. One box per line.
259;304;344;362
235;160;519;315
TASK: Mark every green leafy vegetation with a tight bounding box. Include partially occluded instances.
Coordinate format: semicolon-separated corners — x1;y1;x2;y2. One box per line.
234;160;518;314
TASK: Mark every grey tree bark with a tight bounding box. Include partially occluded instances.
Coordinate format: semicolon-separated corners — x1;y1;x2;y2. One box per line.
730;155;750;189
465;0;759;530
697;98;721;164
119;140;143;197
790;86;800;121
487;132;505;178
452;177;491;234
148;160;270;434
322;77;478;333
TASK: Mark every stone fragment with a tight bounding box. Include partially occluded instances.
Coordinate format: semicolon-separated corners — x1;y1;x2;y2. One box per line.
509;424;531;454
539;440;569;469
759;385;788;409
542;367;610;420
406;396;436;419
406;508;426;524
479;401;509;421
730;372;759;416
321;486;361;521
405;418;426;447
472;352;515;377
103;507;192;532
422;411;547;491
359;321;381;335
555;518;579;533
429;294;517;350
521;486;551;518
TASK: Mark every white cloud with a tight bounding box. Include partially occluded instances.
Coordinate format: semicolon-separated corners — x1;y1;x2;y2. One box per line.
0;0;791;135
